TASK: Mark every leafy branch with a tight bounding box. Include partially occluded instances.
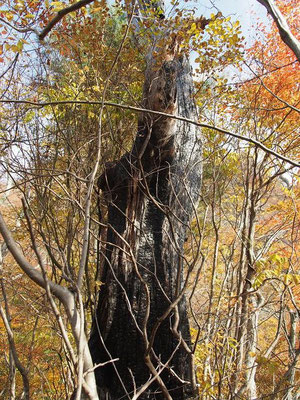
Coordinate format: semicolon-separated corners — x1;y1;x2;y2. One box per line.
39;0;96;40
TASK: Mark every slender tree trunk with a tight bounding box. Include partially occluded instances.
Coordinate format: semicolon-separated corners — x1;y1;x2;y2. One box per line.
89;42;202;400
203;195;220;393
283;310;299;400
243;293;263;400
235;152;259;398
9;349;16;400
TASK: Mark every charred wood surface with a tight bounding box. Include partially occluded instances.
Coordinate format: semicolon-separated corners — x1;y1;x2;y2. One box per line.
89;54;202;399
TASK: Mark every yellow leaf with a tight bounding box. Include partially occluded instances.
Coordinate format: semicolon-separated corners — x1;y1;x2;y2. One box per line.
92;85;101;93
52;1;64;11
91;7;103;13
11;45;19;53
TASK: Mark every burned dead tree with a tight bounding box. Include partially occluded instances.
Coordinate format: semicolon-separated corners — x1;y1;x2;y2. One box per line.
89;4;202;399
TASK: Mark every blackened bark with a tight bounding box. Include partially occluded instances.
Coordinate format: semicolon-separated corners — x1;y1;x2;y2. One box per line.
89;55;202;399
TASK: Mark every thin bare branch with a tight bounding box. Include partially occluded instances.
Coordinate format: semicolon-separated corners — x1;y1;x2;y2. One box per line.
1;98;299;168
0;17;38;35
0;305;30;400
0;211;68;300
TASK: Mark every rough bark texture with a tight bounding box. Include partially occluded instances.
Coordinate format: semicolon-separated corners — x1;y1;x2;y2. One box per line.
89;54;202;399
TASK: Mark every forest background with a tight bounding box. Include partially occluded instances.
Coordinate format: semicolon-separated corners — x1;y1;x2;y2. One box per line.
0;0;299;399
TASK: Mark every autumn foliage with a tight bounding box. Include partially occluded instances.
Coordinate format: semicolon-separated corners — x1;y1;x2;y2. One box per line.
0;0;299;399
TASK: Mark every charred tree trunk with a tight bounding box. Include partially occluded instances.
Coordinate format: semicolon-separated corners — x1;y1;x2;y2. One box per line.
89;18;202;400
